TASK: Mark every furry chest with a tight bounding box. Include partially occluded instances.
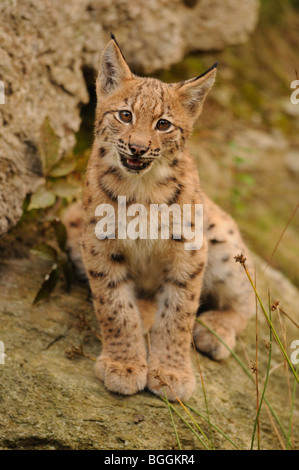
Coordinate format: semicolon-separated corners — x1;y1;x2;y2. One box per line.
118;237;168;295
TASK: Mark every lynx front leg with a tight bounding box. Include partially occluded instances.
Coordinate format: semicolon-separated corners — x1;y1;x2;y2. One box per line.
83;242;147;396
94;292;148;396
147;256;205;401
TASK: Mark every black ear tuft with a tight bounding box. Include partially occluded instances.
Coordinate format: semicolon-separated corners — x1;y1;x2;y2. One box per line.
109;33;127;62
195;62;218;81
176;62;217;118
97;34;133;96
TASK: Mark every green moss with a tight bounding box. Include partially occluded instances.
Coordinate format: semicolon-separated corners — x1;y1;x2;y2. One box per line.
271;113;294;135
240;82;264;110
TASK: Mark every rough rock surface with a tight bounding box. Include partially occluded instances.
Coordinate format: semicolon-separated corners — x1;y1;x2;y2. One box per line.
0;0;259;235
0;250;298;450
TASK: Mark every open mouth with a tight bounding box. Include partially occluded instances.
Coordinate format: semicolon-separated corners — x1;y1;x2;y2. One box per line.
120;154;151;172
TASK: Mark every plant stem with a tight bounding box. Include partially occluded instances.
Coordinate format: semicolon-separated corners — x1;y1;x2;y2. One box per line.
251;301;272;450
185;403;240;450
163;388;182;450
243;263;299;384
160;398;211;450
196;318;289;444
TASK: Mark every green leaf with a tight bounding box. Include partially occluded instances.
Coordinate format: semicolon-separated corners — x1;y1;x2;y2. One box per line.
233;155;245;166
30;243;58;261
51;180;80;198
228;140;237;150
48;158;77;177
236;173;255;185
33;264;59;304
39;117;61;174
28;185;56;210
52;218;67;252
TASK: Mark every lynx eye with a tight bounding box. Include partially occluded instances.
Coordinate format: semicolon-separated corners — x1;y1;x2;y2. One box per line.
119;110;132;123
156;119;171;131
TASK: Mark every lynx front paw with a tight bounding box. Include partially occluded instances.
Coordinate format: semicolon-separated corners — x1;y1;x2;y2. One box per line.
95;354;148;396
147;364;195;402
193;313;236;361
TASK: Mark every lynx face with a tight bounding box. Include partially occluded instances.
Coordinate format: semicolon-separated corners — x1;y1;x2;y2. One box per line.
95;37;217;177
102;81;185;175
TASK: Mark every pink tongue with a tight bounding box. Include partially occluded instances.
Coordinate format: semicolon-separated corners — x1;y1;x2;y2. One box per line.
127;159;143;167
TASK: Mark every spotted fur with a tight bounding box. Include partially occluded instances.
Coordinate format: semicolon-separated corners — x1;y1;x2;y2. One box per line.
63;37;254;401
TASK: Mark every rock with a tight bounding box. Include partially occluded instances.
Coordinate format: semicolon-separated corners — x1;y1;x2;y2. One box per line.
0;0;259;235
0;249;298;450
235;129;288;152
281;98;299;118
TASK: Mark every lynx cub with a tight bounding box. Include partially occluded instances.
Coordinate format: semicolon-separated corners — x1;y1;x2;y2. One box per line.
64;35;254;401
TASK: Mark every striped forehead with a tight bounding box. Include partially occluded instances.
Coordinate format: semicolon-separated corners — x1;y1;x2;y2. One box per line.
128;78;168;117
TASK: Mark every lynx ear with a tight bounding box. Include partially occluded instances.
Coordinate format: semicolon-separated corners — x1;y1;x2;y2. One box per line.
97;34;133;96
176;63;217;118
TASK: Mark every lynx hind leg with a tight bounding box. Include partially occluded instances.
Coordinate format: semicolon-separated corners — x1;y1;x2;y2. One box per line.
61;202;87;281
193;200;255;360
193;309;246;361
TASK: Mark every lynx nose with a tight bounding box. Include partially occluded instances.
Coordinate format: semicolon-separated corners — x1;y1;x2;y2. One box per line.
129;143;147;157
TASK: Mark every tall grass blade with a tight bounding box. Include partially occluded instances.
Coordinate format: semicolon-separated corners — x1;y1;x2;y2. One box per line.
160;398;211;450
287;363;299;450
242;263;299;384
163;388;182;450
195;318;289;443
251;296;273;450
190;332;213;446
185;403;240;450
